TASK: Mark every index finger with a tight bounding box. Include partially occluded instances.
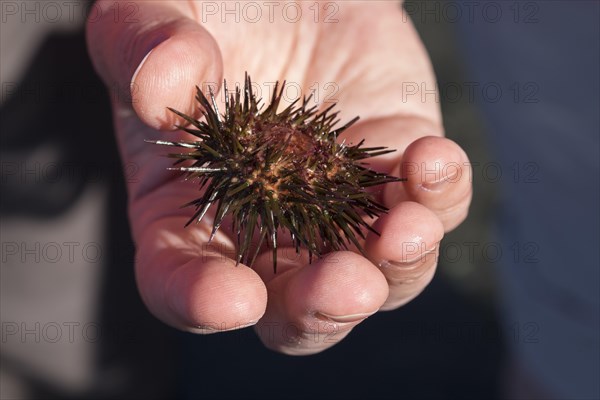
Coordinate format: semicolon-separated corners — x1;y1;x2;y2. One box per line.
114;105;267;332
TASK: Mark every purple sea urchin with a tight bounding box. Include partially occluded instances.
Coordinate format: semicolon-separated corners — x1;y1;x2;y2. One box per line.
149;74;404;272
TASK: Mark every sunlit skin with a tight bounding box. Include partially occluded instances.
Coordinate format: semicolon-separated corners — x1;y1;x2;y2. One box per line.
87;0;473;355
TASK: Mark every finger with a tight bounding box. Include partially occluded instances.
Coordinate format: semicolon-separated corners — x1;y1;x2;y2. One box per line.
340;116;444;176
394;136;473;232
339;116;444;208
339;118;471;233
253;251;388;355
86;0;222;130
135;212;267;333
106;81;267;334
365;201;444;310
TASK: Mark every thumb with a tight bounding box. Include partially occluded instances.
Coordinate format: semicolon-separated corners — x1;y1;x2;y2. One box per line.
85;0;222;130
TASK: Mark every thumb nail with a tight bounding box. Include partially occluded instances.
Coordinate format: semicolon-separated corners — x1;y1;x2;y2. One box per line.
131;48;154;87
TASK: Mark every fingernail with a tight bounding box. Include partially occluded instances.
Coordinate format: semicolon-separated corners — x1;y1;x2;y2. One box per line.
131;48;154;87
380;246;438;268
195;320;259;334
315;310;377;323
420;170;458;192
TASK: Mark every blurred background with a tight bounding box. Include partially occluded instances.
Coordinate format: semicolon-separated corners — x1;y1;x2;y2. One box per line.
1;1;597;399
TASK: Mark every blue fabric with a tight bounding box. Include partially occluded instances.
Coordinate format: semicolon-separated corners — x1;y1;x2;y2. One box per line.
454;1;600;398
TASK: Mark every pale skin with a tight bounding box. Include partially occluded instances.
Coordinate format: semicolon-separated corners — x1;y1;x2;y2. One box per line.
87;0;473;355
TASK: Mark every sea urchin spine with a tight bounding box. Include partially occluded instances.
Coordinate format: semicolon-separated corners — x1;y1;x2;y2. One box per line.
148;74;404;272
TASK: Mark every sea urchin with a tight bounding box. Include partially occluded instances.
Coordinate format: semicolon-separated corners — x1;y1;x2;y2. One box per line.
148;74;403;272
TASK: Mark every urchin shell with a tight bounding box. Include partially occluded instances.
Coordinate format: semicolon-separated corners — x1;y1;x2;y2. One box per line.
149;74;403;271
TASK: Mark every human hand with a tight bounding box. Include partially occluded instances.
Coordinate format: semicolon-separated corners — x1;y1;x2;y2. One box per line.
86;0;472;355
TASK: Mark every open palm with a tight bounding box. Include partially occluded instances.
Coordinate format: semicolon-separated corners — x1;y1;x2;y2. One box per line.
87;0;472;355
